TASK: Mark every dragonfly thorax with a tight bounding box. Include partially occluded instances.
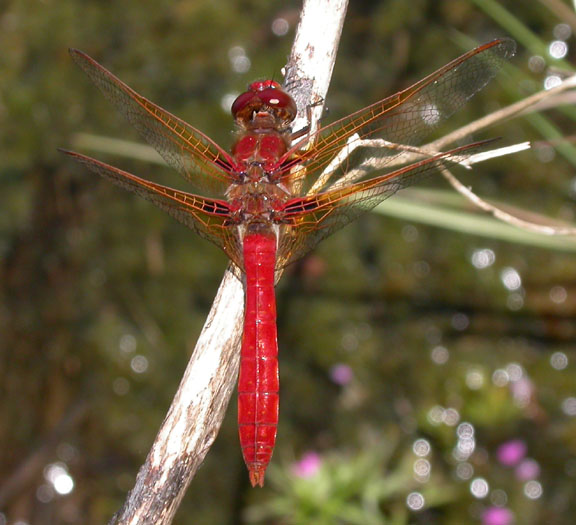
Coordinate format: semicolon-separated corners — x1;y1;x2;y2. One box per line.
227;181;287;224
231;129;292;177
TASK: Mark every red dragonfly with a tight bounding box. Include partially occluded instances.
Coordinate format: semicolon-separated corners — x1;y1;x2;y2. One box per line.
62;38;515;487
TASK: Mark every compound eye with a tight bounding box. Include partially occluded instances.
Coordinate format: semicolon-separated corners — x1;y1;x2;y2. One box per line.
231;81;297;123
258;88;290;108
231;90;256;118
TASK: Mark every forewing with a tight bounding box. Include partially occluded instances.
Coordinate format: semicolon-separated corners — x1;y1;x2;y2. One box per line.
283;38;515;192
61;150;243;269
70;49;237;197
276;141;490;268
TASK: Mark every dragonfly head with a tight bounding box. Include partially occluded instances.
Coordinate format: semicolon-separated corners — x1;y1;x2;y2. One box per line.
232;80;297;128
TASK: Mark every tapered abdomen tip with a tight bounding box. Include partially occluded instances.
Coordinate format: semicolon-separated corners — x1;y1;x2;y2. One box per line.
249;468;266;488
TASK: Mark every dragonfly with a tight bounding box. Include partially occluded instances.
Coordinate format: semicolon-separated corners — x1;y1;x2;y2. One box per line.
61;38;515;487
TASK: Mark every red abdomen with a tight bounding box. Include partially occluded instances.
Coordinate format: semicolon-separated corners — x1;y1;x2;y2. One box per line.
238;232;279;487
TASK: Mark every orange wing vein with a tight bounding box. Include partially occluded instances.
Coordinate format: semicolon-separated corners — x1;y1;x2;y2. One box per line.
281;38;515;192
60;149;244;268
70;49;237;197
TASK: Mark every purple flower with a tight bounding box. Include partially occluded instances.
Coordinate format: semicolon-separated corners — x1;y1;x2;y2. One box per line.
497;440;527;467
330;364;353;386
482;506;514;525
292;451;322;478
515;458;540;480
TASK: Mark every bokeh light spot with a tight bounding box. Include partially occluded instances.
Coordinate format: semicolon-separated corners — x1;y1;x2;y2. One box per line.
406;491;425;511
413;438;431;457
523;480;543;499
271;17;289;36
550;351;568;370
470;477;489;498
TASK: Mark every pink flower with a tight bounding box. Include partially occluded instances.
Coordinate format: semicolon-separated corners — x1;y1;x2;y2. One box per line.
330;364;354;386
292;451;322;478
497;440;527;467
482;507;514;525
515;458;540;480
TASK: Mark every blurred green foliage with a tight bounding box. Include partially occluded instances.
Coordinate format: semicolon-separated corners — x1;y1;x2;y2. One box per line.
1;1;576;524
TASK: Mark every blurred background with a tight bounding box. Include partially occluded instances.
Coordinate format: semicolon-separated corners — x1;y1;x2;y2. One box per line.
1;0;576;523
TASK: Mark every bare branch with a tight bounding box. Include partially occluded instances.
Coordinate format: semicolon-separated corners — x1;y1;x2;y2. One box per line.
463;142;531;166
285;0;349;133
109;270;243;524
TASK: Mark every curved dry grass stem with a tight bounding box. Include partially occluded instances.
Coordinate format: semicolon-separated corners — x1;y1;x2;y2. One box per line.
317;72;576;238
357;138;576;237
440;166;576;236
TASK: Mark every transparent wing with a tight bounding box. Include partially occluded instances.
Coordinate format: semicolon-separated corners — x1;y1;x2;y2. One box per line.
70;49;237;197
276;141;492;268
61;149;244;269
281;39;515;192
